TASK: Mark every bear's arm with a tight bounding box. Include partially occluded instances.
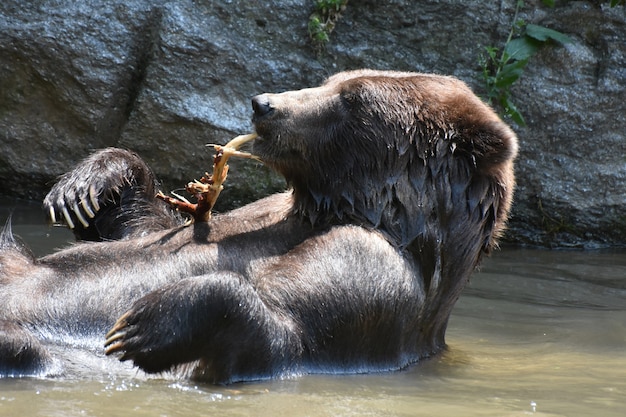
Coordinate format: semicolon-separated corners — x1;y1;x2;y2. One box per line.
103;225;426;383
104;271;304;383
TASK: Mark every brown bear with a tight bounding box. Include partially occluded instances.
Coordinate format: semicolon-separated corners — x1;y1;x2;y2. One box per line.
0;70;517;383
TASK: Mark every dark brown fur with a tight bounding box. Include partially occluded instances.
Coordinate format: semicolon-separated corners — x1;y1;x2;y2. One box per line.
0;70;517;383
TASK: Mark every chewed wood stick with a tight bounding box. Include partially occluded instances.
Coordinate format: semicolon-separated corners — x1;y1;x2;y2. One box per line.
156;133;259;222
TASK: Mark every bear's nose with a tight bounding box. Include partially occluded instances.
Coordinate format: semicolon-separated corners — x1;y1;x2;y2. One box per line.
251;95;273;117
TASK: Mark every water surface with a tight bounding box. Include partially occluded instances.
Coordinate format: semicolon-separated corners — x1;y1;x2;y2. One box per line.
1;198;624;416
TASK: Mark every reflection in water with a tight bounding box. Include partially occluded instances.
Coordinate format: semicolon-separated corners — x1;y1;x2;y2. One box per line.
1;199;625;416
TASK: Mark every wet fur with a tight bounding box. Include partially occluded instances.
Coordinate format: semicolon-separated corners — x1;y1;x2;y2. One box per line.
0;70;517;383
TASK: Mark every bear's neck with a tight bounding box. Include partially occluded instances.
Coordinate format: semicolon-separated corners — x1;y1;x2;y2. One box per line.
291;183;409;248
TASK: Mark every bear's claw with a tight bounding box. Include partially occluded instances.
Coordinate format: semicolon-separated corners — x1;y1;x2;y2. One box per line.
103;312;131;356
45;180;102;231
102;297;189;374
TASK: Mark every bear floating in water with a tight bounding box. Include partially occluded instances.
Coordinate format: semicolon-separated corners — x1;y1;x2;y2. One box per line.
0;70;517;384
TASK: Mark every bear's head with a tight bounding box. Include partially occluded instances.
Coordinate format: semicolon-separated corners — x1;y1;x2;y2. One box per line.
252;70;517;260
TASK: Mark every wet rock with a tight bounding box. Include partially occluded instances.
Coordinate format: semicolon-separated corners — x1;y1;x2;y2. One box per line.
0;0;624;246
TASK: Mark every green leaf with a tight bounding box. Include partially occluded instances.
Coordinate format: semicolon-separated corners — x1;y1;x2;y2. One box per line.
503;37;540;62
526;24;571;44
495;59;528;88
484;46;499;60
502;96;526;126
541;0;555;7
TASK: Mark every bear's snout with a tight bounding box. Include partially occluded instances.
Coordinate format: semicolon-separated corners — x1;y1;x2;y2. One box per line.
251;95;273;119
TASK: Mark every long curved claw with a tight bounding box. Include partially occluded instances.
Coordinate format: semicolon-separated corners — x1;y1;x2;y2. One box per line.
89;185;100;212
61;206;75;229
49;206;57;224
104;341;121;355
104;334;125;355
72;203;90;228
104;330;125;345
105;311;130;341
81;198;96;218
104;311;131;356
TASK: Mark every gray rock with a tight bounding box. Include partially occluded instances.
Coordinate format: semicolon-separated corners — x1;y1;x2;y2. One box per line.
0;0;624;246
508;3;626;247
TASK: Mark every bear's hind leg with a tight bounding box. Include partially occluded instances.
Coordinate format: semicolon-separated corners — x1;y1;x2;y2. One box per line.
104;272;302;384
44;148;182;241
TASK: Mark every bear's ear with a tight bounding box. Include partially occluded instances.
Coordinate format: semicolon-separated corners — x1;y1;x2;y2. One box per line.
445;90;519;175
337;80;364;107
466;120;518;175
337;76;382;103
336;77;397;127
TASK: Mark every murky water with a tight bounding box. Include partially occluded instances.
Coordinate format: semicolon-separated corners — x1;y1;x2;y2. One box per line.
1;198;625;417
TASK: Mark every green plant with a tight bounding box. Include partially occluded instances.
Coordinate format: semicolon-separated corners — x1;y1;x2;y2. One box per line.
308;0;349;52
480;1;571;126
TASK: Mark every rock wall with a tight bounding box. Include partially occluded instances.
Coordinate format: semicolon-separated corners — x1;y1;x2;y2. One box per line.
1;0;624;247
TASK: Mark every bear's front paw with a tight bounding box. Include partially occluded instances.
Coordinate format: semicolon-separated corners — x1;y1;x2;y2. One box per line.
43;148;154;233
104;299;179;374
43;177;100;230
